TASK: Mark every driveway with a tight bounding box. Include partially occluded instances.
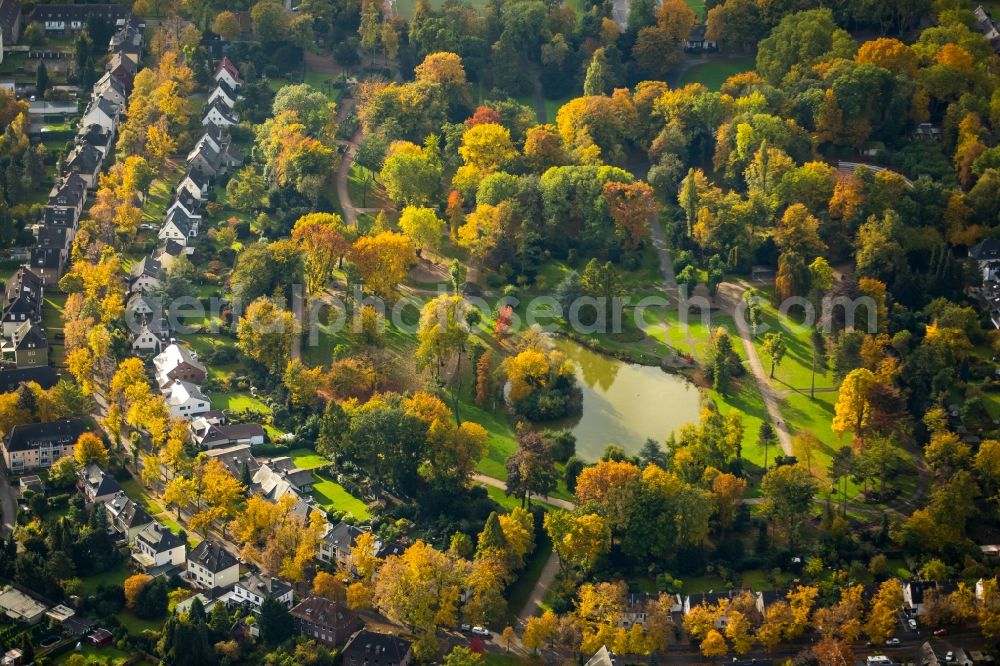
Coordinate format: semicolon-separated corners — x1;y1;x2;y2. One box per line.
0;466;18;538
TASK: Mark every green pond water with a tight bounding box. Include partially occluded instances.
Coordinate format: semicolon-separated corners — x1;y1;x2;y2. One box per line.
552;338;702;461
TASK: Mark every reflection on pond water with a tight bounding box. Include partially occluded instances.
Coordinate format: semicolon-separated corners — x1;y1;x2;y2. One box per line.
551;338;702;462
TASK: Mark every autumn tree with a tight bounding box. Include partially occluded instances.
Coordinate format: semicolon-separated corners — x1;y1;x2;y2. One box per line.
73;432;108;467
758;464;816;548
291;212;351;297
350;231;416;301
632;0;695;79
124;573;153;608
399;206;445;255
602;181;657;251
832;368;876;441
236;297;298;373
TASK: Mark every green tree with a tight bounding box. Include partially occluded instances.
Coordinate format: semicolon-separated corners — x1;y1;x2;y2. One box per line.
759;464;817;548
761;332;787;379
35;63;49;98
259;596;295;645
583;48;610;96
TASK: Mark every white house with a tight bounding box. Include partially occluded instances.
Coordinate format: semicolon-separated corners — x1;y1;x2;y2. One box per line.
129;256;162;295
159;208;199;244
207;79;238;109
186;540;240;590
154;343;207;389
214;57;243;89
176;169;209;202
230;572;293;611
133;523;186;570
131;319;168;356
165;196;202;223
92;71;128;108
79;463;122;504
202;98;239;128
81;96;120;135
164;380;211;419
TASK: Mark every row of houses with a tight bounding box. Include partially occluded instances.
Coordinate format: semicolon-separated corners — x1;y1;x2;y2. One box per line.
29;15;143;288
77;458;412;663
123;57;244;358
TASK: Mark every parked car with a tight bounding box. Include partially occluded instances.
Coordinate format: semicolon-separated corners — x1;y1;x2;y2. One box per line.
908;618;918;630
933;628;948;636
946;651;954;662
459;624;471;632
886;638;900;646
471;626;490;637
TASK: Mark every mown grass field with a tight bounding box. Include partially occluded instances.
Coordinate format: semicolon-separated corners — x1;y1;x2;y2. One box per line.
680;57;756;90
309;472;371;519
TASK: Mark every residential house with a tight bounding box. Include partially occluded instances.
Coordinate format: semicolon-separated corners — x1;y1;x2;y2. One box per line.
253;459;316;497
202;98;239;128
167;190;201;220
290;597;362;648
0;366;58;394
191;421;266;449
35;224;72;253
18;475;43;495
683;590;740;627
6;321;48;368
133;522;186;571
1;267;43;337
975;5;1000;52
154;343;207;389
198;124;225;153
81;96;120;135
65;143;104;189
92;71;128;108
153;239;194;272
583;647;616;666
109;16;142;53
903;580;955;617
42;204;78;230
318;521;370;568
177;168;210;202
164;380;211;418
129;255;162;295
186;139;222;177
685;24;716;50
621;592;682;627
0;587;47;625
30;241;66;285
106;51;137;92
105;491;154;543
131;318;168;355
77;123;115;157
208;79;238;109
230;572;293;611
159;206;200;243
79;463;122;504
127;292;158;319
341;631;414;666
1;418;87;472
48;173;87;218
29;4;128;34
972;238;1000;283
186;540;240;590
205;443;261;479
0;0;22;46
214;57;243;89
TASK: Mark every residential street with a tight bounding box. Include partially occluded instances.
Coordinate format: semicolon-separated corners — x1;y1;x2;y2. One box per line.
0;466;16;538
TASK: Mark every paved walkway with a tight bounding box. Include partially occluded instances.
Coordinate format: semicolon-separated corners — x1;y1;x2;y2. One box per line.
471;474;575;511
0;468;16;539
718;282;793;456
334;98;364;227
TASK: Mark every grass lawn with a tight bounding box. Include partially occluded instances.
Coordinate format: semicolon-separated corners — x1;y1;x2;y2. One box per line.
78;565;130;596
43;293;67;331
685;0;706;20
309;472;371;519
116;610;166;635
393;0;489;19
210;391;271;414
463;399;517;481
0;259;22;283
348;164;390;210
680;57;756;90
120;478;164;515
286;448;330;470
544;96;573;124
56;645;132;665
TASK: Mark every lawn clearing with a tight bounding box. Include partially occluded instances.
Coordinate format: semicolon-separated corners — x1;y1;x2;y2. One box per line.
56;644;132;665
78;565;130;596
287;448;330;470
210;391;271;414
680;57;756;90
310;473;371;519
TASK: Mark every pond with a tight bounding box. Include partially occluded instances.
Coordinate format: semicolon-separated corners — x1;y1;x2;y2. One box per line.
551;338;702;461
